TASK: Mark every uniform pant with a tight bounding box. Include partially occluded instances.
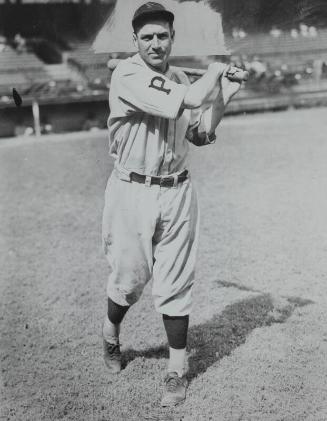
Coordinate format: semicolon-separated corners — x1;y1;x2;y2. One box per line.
102;168;199;316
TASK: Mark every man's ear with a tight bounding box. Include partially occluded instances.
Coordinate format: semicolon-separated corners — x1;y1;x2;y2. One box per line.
133;32;137;48
171;29;175;43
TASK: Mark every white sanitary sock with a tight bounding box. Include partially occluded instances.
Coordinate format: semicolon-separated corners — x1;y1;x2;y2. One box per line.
168;347;186;378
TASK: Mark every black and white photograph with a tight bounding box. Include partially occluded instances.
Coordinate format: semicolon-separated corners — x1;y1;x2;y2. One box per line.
1;0;327;419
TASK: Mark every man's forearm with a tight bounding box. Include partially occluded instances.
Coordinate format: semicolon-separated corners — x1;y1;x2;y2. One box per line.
182;63;225;109
202;89;226;135
201;69;242;136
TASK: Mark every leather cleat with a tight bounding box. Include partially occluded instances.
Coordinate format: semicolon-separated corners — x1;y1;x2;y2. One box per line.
103;339;122;374
161;372;188;407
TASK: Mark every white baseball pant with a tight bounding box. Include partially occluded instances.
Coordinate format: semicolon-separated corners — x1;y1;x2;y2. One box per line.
102;168;200;316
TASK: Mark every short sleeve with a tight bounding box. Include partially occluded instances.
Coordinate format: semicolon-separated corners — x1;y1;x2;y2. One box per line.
116;64;187;119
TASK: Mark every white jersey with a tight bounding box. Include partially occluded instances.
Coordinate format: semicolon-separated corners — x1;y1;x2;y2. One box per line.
107;53;213;176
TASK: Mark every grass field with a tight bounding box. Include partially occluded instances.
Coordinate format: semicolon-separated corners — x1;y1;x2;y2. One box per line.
1;107;327;420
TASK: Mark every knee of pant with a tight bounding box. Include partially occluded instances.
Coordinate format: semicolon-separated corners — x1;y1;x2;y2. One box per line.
120;281;146;306
153;284;193;316
124;290;141;306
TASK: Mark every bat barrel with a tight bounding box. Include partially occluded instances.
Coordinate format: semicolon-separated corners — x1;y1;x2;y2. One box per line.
107;59;249;82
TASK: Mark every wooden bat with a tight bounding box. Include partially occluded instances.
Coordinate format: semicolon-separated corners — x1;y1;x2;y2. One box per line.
107;58;249;83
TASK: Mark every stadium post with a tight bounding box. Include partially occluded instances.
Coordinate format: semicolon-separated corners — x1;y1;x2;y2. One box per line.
32;99;41;137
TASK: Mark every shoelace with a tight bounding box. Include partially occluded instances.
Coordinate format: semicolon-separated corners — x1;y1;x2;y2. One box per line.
165;375;183;392
105;342;121;357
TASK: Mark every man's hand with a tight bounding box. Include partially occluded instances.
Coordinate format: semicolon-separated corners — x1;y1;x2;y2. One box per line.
220;65;243;105
207;62;242;105
182;62;242;110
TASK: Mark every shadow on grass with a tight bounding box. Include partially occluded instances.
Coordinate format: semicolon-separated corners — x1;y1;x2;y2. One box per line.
122;293;313;382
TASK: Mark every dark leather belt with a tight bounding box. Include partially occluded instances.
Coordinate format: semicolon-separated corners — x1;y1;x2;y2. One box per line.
130;170;188;187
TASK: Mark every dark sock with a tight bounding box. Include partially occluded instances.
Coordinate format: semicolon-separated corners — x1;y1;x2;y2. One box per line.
107;297;129;325
162;314;189;349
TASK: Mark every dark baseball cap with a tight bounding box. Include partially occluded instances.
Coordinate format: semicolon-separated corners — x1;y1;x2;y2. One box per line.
132;2;175;29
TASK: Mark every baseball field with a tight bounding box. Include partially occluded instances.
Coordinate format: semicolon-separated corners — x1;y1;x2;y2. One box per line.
1;107;327;421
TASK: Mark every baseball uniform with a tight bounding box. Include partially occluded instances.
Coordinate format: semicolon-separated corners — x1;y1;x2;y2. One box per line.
102;53;215;316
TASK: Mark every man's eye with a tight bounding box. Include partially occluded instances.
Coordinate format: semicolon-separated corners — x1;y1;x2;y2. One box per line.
143;37;151;42
158;34;168;40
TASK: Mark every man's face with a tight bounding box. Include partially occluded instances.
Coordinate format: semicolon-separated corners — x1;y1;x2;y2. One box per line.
133;20;175;72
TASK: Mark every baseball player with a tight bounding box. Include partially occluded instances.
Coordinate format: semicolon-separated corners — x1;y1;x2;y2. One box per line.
102;1;242;407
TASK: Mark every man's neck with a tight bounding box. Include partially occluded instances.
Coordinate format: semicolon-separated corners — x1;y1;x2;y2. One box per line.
138;54;169;74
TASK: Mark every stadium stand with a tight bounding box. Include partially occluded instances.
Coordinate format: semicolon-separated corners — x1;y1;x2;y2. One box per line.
1;16;327;138
66;42;110;89
0;48;46;72
226;29;327;56
45;63;86;89
0;73;28;97
0;47;86;98
0;49;49;95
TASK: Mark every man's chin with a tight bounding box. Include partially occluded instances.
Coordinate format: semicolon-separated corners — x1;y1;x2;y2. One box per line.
148;57;166;69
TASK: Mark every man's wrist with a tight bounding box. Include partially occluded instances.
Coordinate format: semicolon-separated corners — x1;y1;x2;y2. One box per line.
207;132;217;143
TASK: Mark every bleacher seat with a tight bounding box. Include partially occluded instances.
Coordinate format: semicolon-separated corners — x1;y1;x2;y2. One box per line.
67;42;110;88
0;49;50;95
226;29;327;57
0;47;86;97
0;73;29;96
0;50;46;72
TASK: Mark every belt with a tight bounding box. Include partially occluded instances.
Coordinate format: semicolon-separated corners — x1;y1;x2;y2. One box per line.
130;170;188;187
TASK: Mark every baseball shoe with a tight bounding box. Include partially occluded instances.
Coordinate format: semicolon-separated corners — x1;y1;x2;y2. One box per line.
103;339;122;374
161;372;188;407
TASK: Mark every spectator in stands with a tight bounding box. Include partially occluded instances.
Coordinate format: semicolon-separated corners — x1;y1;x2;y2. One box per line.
299;23;309;37
270;26;282;38
0;34;8;52
290;28;299;38
14;117;34;137
249;56;267;80
232;28;247;39
232;28;239;39
238;28;247;39
41;116;53;135
14;33;27;53
309;26;318;37
312;59;323;82
322;61;327;78
14;119;26;137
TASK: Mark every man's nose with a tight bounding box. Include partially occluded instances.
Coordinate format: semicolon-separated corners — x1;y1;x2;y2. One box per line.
151;36;160;49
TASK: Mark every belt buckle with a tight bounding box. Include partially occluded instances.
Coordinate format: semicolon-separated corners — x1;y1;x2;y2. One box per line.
159;175;178;188
145;175;152;187
159;176;166;187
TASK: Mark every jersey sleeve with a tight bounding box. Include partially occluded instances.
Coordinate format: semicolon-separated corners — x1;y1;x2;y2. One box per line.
116;64;187;119
186;107;216;147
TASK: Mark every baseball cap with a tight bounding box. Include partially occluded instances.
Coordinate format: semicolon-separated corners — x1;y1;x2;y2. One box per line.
132;2;175;30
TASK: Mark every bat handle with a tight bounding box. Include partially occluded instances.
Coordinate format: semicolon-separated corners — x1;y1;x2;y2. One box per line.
225;67;249;82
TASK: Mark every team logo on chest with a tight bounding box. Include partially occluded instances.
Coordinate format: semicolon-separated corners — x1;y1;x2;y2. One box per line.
149;76;171;95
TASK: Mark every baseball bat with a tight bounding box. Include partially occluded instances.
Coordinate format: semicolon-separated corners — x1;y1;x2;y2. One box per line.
107;58;249;82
